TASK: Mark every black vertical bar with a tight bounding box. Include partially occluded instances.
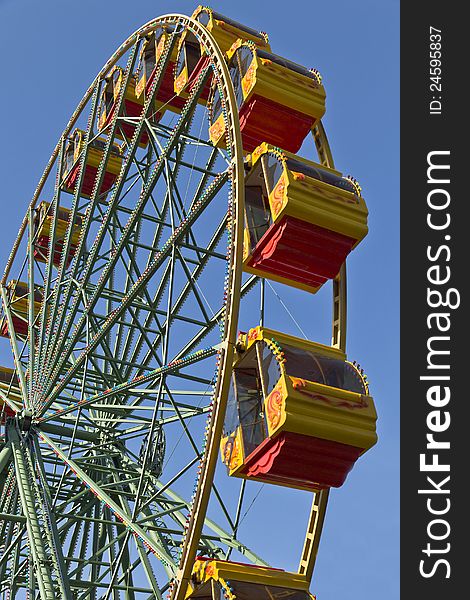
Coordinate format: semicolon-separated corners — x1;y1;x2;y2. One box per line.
401;3;467;597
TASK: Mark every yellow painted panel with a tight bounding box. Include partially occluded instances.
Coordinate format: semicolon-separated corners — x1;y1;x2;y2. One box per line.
174;66;189;96
248;58;325;119
278;375;377;450
190;559;310;592
208;113;226;147
192;6;270;54
35;202;82;244
264;378;287;436
85;146;123;175
220;426;246;476
280;175;368;243
0;384;22;406
6;281;42;318
0;366;21;407
250;144;368;243
240;326;346;361
38;218;81;245
9;298;41;317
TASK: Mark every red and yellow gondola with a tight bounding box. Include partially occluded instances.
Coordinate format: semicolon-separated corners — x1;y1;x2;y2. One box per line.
0;281;43;339
208;40;325;153
135;25;186;115
242;143;368;293
174;6;270;103
220;326;377;491
33;201;82;268
62;129;123;199
97;65;149;147
0;366;20;421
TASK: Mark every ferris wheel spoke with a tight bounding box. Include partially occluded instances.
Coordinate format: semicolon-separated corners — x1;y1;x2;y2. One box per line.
96;520;147;597
8;425;70;599
33;139;69;391
0;464;14;510
171;274;258;363
120;202;227;379
44;56;208;378
120;260;172;378
0;470;22;579
111;170;174;372
97;530;134;600
157;140;220;183
114;454;215;556
0;286;28;407
0;524;26;583
38;431;178;574
3;536;25;598
70;529;128;599
37;345;218;426
117;478;184;555
38;37;169;386
30;435;73;598
70;500;174;586
27;220;36;404
90;214;174;372
46;192;175;394
40;169;228;412
128;216;228;380
0;389;21;418
46;398;206;504
87;315;128;385
118;451;268;565
35;75;107;388
39;72;216;405
111;511;161;600
174;250;212;323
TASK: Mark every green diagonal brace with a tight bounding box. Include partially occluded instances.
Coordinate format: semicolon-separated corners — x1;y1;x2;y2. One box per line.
8;424;56;600
38;430;177;575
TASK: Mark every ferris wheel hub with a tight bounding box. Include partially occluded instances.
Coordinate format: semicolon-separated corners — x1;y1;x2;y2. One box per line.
19;409;33;431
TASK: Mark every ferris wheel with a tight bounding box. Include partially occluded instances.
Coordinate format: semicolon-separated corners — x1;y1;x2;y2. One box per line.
0;7;377;600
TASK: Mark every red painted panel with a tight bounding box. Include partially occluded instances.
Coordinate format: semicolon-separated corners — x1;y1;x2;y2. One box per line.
1;316;28;338
2;405;15;419
1;404;16;423
64;164;117;198
146;62;186;111
34;236;77;268
103;99;150;146
184;55;212;101
243;431;363;490
239;95;315;153
248;215;356;290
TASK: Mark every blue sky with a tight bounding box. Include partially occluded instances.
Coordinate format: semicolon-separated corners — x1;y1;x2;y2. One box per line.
0;1;399;598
